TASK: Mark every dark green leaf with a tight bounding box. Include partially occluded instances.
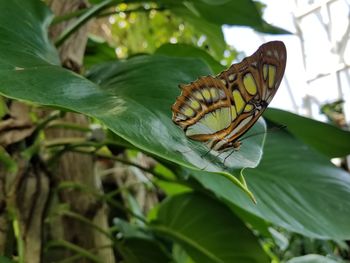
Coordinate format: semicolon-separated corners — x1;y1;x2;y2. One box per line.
115;219;172;263
179;0;290;34
0;256;15;263
155;43;225;74
119;237;172;263
114;218;149;239
173;244;196;263
153;192;269;263
264;108;350;158
0;0;59;68
84;37;117;69
226;202;272;238
254;21;292;34
190;0;263;27
191;130;350;240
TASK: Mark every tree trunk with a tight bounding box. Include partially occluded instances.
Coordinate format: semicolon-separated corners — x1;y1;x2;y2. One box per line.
47;0;115;262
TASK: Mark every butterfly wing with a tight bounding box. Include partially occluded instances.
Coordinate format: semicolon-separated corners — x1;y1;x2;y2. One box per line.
172;41;287;151
215;41;287;151
171;75;234;147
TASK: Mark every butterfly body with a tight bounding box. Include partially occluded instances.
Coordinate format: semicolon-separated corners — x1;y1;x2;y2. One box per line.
172;41;287;152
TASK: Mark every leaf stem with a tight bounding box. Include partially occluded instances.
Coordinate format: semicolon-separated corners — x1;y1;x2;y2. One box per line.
219;171;256;204
45;240;104;263
54;0;118;47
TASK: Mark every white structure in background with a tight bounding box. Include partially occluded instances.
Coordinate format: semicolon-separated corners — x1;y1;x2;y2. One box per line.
293;0;350;122
223;0;350;124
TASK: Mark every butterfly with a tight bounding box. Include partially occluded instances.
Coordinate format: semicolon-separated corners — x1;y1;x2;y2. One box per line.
171;41;287;153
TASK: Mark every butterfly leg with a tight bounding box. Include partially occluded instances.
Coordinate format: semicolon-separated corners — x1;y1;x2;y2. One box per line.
222;149;237;166
201;148;212;158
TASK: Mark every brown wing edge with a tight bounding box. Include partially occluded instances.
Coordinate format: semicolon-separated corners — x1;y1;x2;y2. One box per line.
171;76;231;129
219;41;286;81
218;41;287;149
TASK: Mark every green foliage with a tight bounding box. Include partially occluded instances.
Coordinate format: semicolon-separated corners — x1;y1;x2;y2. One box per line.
155;43;226;74
84;37;117;69
0;146;18;173
269;231;349;262
189;125;350;239
287;255;345;263
265;108;350;158
105;2;228;60
0;0;349;262
0;256;15;263
153;193;269;263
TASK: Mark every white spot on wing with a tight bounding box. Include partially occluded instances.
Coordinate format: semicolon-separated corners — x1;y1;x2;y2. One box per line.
174;113;187;121
228;74;236;82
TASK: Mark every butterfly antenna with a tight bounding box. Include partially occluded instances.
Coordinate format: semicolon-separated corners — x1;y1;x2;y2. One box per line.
239;124;287;142
223;149;236;166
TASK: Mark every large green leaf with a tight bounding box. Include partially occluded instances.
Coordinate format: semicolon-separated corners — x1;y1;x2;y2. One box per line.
172;244;196;263
83;37;116;69
190;129;350;240
119;237;172;263
86;59;266;173
114;219;172;263
0;0;59;67
190;0;263;27
153;192;269;263
0;0;265;197
180;0;289;34
265;108;350;158
0;256;15;263
155;43;225;74
161;0;262;26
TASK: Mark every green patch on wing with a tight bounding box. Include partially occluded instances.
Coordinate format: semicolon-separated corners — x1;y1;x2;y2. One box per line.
186;107;232;136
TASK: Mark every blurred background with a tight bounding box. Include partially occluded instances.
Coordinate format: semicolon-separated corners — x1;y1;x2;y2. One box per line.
97;0;350;125
224;0;350;125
